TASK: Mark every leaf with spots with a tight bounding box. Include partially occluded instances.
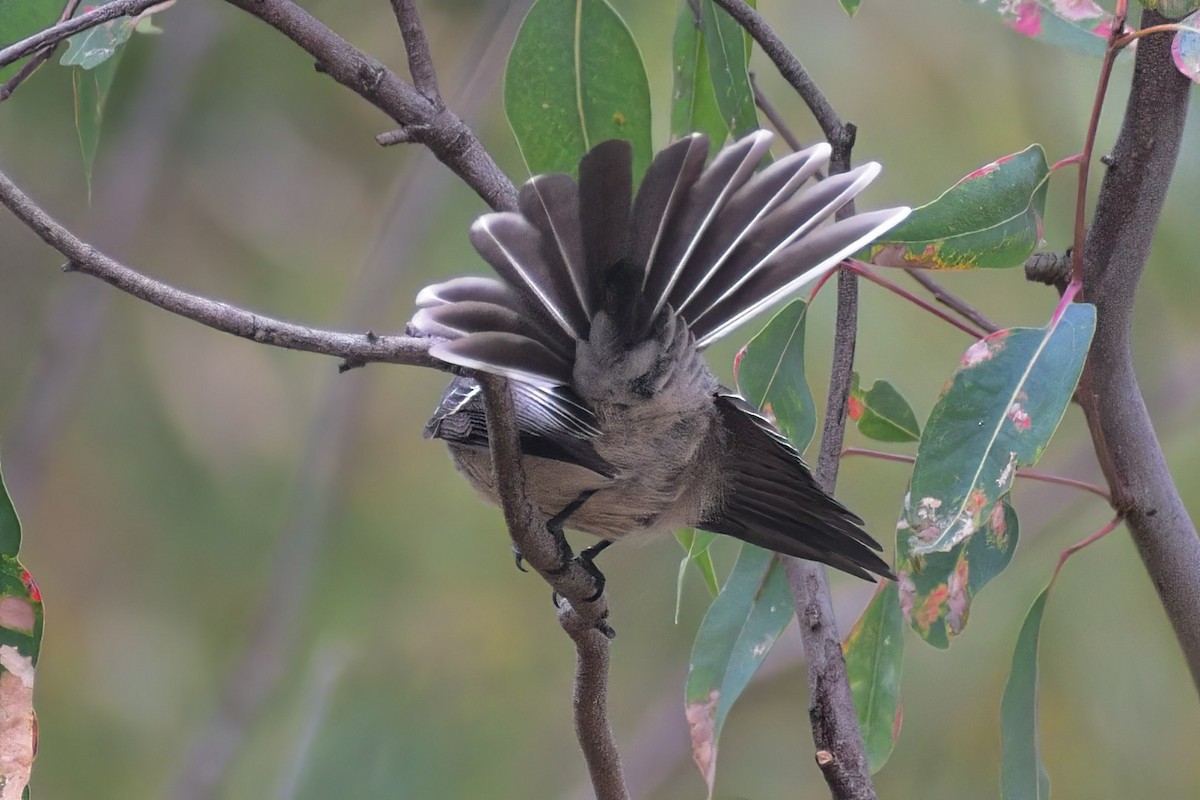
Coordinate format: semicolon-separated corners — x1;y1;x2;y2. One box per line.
1172;10;1200;84
844;579;904;773
0;461;42;798
685;545;792;798
966;0;1132;57
865;145;1050;270
897;495;1018;648
698;0;760;139
735;299;816;453
850;373;921;443
670;1;729;150
905;303;1094;555
504;0;653;181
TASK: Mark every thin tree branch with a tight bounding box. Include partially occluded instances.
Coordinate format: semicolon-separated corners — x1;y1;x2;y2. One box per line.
0;0;165;70
0;0;82;102
1075;8;1200;691
841;448;1112;502
389;0;442;103
715;4;876;792
904;268;1001;334
0;167;441;371
849;262;988;339
221;0;517;212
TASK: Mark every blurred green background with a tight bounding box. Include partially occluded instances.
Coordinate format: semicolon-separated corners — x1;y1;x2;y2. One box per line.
1;1;1198;797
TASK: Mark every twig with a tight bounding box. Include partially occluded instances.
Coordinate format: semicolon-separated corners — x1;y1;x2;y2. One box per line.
904;268;1000;334
841;448;1112;502
0;0;82;102
0;0;165;70
848;261;988;339
0;167;441;371
1070;8;1126;284
390;0;442;103
221;0;517;212
1074;8;1200;691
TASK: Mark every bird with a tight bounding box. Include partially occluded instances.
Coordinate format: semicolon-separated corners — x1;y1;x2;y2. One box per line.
409;130;909;584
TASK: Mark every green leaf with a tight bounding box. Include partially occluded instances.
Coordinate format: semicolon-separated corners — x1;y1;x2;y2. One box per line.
71;50;125;201
1001;587;1052;800
839;0;863;16
0;462;43;798
675;528;720;623
898;494;1018;647
504;0;653;180
670;2;729;149
968;0;1128;57
735;299;816;452
1172;10;1200;84
60;10;137;70
850;374;921;443
866;145;1050;270
685;545;792;796
906;303;1095;555
844;580;904;772
0;0;61;82
698;0;759;139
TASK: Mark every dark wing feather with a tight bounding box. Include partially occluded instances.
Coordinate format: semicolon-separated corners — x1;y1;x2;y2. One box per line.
699;392;895;581
425;377;614;477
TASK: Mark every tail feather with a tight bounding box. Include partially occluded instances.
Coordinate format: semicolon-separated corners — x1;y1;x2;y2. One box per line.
630;134;709;293
673;158;872;326
470;213;588;341
429;331;573;388
519;174;593;323
642;130;773;319
411;301;573;360
578;140;633;297
690;206;910;348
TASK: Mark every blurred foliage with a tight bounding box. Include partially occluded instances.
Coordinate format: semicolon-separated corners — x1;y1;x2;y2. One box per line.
0;1;1198;799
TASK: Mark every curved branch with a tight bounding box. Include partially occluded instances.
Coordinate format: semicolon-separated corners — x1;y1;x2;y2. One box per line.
1076;9;1200;690
221;0;517;213
0;168;441;371
0;0;165;70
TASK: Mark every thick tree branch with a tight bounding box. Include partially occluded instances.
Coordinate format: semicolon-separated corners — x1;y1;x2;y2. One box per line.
0;168;440;371
1076;9;1200;690
477;376;628;800
221;0;517;212
0;0;165;69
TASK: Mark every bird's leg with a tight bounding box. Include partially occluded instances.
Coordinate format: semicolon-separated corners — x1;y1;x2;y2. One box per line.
513;489;597;574
576;539;613;603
